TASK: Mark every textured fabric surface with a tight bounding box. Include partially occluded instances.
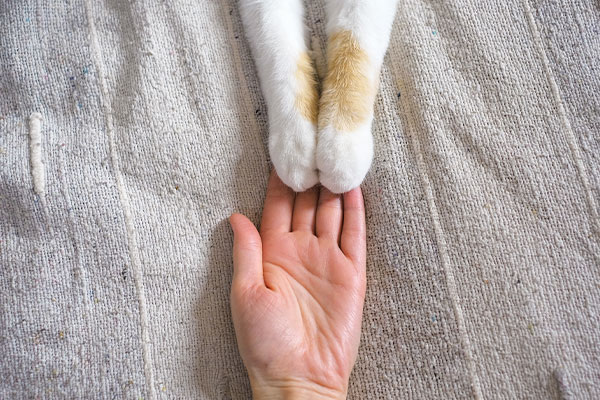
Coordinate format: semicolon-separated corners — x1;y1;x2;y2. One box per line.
1;0;599;398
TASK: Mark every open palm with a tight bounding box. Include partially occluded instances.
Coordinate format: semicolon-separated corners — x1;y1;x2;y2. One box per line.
230;172;366;399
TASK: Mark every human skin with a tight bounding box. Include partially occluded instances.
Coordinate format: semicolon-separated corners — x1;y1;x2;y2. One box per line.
229;171;367;399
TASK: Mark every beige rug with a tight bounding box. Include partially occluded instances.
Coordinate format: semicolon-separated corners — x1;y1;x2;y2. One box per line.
1;0;598;398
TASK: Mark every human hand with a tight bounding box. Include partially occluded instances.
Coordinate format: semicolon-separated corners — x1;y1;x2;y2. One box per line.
229;171;367;399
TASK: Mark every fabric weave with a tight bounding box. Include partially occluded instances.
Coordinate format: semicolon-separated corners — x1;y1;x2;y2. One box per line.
1;0;598;398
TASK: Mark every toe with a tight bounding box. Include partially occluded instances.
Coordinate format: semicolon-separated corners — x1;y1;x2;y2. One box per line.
317;124;373;193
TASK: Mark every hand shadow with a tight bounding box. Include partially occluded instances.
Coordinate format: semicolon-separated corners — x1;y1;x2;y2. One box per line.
188;3;270;397
191;218;249;399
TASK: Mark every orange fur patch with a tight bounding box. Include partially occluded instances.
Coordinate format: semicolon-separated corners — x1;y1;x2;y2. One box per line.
320;30;375;132
294;52;319;124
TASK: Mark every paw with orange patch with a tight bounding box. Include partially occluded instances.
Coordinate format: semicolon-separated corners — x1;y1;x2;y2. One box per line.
270;52;320;192
316;31;377;193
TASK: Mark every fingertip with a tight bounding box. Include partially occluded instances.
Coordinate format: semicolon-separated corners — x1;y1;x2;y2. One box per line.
340;186;366;264
229;213;244;231
316;186;343;241
292;185;319;232
261;170;295;234
318;186;343;204
230;212;244;220
343;186;364;209
231;213;263;288
230;213;258;237
268;170;289;192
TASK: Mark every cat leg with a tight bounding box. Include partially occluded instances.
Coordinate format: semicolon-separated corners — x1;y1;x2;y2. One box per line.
317;0;398;193
239;0;319;191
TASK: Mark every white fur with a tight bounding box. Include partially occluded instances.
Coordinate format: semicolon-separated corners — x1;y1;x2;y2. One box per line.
239;0;318;192
240;0;399;192
317;122;373;193
317;0;398;193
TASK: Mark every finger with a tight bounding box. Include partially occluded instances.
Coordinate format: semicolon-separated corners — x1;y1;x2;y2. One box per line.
230;213;264;289
315;186;343;242
292;186;319;232
260;171;295;234
341;187;366;266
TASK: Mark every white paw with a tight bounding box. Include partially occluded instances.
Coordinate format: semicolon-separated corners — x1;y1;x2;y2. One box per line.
316;122;373;194
269;115;319;192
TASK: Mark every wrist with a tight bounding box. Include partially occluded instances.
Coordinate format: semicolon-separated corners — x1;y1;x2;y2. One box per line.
250;377;347;400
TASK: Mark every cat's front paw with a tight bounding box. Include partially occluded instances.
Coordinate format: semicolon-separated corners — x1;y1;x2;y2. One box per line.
316;30;377;193
269;117;319;192
316;122;373;194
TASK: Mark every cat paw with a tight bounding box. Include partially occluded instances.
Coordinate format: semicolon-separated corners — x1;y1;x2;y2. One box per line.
316;122;373;194
316;30;376;193
269;117;319;192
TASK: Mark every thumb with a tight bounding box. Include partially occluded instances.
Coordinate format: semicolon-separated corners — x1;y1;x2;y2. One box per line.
230;213;263;289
